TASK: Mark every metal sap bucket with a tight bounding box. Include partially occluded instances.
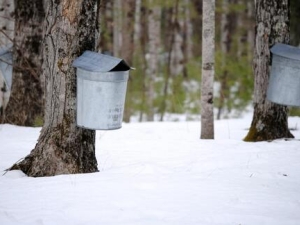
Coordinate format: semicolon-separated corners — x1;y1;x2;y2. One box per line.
0;44;13;91
73;51;131;130
267;43;300;107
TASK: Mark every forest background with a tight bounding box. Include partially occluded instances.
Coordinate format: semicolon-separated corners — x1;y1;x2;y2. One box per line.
1;0;300;124
98;0;300;122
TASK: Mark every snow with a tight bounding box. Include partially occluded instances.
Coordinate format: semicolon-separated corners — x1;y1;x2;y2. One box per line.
1;115;300;225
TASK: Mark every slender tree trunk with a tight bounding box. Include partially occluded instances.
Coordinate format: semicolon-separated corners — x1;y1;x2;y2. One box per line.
217;0;229;120
183;0;193;63
159;1;181;121
146;0;161;121
138;2;148;122
121;0;134;66
182;0;193;78
170;5;184;78
201;0;215;139
132;0;145;122
3;0;44;126
122;0;135;123
290;0;300;46
133;0;141;46
98;0;113;53
113;0;122;57
244;0;294;142
10;0;99;177
237;0;245;58
247;1;255;63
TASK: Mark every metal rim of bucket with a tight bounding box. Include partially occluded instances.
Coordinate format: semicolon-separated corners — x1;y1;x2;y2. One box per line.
76;68;129;83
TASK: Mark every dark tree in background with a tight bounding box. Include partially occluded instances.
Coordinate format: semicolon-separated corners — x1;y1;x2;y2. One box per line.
290;0;300;46
2;0;44;126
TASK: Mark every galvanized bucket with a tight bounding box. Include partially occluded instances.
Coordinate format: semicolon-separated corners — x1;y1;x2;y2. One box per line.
267;43;300;107
73;51;131;130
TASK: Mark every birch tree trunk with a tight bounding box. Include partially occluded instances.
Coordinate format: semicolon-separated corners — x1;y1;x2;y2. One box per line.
3;0;44;126
0;0;14;119
10;0;99;177
146;0;161;121
201;0;215;139
244;0;294;141
0;0;14;46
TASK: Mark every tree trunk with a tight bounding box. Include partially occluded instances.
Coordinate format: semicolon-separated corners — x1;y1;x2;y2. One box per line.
183;0;193;63
0;0;14;46
169;4;184;78
98;0;113;53
290;0;300;46
3;0;44;126
133;0;141;46
247;1;255;63
137;0;148;122
0;0;14;119
146;0;161;121
244;0;294;142
182;0;193;79
121;0;135;123
217;0;229;120
113;0;122;57
159;1;180;121
201;0;215;139
10;0;99;177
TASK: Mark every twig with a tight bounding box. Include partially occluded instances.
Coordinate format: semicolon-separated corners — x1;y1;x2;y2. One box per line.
2;157;25;176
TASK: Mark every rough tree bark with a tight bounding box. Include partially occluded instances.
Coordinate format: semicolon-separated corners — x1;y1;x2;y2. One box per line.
3;0;44;126
10;0;99;177
244;0;294;141
201;0;215;139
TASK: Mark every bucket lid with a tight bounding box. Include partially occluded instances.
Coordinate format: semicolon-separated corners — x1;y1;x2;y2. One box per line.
72;51;132;72
271;43;300;61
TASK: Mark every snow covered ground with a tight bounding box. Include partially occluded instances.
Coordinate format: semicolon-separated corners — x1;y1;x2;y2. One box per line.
1;114;300;225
